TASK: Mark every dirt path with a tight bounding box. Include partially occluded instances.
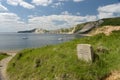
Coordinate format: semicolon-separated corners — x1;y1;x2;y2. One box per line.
105;71;120;80
0;52;17;80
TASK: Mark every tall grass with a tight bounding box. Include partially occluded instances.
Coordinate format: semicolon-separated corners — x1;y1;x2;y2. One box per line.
7;31;120;80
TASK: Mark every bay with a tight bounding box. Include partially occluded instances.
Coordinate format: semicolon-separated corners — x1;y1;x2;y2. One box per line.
0;33;82;51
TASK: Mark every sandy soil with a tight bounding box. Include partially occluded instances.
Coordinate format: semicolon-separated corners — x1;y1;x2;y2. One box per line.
91;26;120;36
105;71;120;80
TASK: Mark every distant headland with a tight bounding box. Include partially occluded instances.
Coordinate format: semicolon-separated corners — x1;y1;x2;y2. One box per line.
18;28;48;34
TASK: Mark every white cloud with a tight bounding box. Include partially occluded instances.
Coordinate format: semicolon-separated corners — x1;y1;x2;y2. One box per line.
61;11;81;16
7;0;85;8
58;0;68;2
0;12;27;32
28;14;97;30
98;3;120;19
32;0;84;7
19;1;35;9
7;0;19;6
0;3;8;12
61;11;72;15
76;12;80;15
51;2;63;8
0;11;96;32
32;0;53;6
73;0;84;2
58;0;84;2
7;0;35;9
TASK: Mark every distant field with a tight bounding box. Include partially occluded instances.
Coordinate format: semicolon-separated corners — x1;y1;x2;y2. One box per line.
7;31;120;80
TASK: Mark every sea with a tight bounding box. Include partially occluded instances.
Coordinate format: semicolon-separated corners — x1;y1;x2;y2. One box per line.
0;33;82;52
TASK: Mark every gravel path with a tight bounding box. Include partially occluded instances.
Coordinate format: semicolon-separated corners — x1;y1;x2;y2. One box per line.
0;52;17;80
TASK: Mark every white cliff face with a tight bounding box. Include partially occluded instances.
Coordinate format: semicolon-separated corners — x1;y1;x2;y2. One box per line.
34;28;46;33
68;26;76;34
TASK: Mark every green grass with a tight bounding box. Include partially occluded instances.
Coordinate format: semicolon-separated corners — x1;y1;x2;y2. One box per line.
0;52;9;61
100;17;120;26
7;31;120;80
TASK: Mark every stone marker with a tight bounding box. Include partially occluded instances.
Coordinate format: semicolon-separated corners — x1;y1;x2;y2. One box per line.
77;44;94;62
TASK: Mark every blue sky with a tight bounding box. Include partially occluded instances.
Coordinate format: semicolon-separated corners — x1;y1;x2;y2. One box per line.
0;0;120;32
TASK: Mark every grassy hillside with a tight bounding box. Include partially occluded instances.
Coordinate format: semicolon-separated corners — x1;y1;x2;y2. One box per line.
100;17;120;26
0;52;8;61
7;31;120;80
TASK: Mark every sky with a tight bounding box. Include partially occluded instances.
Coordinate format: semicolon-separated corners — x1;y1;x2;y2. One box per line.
0;0;120;32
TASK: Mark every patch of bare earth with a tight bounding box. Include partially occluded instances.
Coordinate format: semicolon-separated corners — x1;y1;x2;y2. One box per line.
104;71;120;80
0;52;17;80
91;26;120;36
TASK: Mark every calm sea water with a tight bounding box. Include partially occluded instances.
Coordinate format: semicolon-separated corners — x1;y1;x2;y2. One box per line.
0;33;81;51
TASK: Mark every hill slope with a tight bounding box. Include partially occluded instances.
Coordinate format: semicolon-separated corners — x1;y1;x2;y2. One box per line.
7;31;120;80
72;17;120;34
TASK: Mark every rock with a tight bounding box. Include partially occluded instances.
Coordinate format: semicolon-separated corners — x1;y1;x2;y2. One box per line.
75;20;104;34
77;23;95;34
77;44;95;62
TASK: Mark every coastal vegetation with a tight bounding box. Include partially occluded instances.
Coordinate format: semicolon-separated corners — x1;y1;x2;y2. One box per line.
0;52;9;61
7;30;120;80
100;17;120;26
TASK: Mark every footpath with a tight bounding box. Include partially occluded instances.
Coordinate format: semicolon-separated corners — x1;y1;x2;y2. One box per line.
0;52;17;80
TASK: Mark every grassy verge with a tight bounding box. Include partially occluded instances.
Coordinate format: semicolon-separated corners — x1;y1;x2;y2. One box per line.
0;52;9;61
7;31;120;80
